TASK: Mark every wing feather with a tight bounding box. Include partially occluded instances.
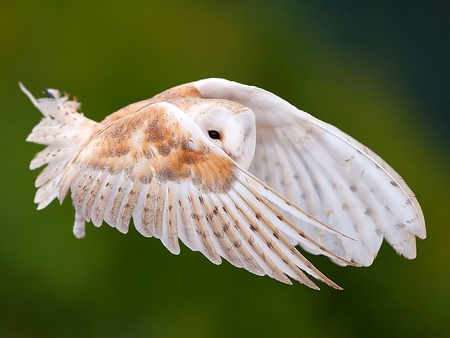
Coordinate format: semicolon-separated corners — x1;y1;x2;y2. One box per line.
201;193;243;267
163;181;181;254
131;181;152;237
88;171;111;227
94;172;124;227
137;179;159;237
185;182;221;264
153;179;167;240
81;169;103;221
108;172;133;232
118;178;143;234
72;171;91;211
175;183;199;251
34;174;60;209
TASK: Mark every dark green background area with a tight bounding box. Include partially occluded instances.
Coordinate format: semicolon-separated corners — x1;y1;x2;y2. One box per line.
1;1;449;337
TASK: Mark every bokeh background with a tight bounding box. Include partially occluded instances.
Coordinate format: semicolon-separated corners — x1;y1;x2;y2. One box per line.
1;1;449;337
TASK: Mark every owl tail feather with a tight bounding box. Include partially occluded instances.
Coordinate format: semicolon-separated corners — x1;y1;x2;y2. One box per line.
21;83;100;214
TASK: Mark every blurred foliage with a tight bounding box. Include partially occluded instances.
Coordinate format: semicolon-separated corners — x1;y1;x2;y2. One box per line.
1;1;449;337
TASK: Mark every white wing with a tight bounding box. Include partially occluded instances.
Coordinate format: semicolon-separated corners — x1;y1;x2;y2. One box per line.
58;100;358;289
21;83;100;210
194;78;426;266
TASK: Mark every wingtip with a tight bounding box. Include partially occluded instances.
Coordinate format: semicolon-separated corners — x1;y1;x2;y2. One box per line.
19;81;39;108
415;223;427;240
19;81;30;96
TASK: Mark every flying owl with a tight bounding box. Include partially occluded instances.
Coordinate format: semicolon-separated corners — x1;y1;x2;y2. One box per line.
21;78;426;290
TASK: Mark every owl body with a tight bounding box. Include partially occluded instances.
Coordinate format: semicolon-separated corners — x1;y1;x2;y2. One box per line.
22;78;426;289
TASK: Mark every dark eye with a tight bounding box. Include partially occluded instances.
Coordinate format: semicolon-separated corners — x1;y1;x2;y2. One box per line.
208;130;221;140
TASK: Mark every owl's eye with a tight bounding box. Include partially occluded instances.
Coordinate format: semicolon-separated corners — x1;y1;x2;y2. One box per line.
208;130;221;140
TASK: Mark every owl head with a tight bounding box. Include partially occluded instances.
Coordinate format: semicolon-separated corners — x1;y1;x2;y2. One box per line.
182;98;256;169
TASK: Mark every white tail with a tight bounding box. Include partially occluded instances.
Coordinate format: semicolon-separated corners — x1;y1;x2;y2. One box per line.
21;83;99;211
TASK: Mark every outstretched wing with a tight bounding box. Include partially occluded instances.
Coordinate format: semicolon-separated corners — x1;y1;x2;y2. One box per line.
193;78;426;266
60;100;354;289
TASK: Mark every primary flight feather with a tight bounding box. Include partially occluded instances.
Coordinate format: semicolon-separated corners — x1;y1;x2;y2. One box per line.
22;78;426;289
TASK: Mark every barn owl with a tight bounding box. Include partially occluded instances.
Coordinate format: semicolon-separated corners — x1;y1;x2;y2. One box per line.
21;78;426;290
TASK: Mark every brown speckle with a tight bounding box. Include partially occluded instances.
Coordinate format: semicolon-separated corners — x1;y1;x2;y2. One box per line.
249;224;258;232
158;143;171;156
139;173;153;184
345;155;355;162
222;223;230;232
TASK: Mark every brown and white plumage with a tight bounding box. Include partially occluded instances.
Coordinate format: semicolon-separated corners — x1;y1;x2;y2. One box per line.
22;78;426;289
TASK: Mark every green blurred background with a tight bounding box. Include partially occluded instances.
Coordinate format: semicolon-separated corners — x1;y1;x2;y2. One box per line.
1;1;449;337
